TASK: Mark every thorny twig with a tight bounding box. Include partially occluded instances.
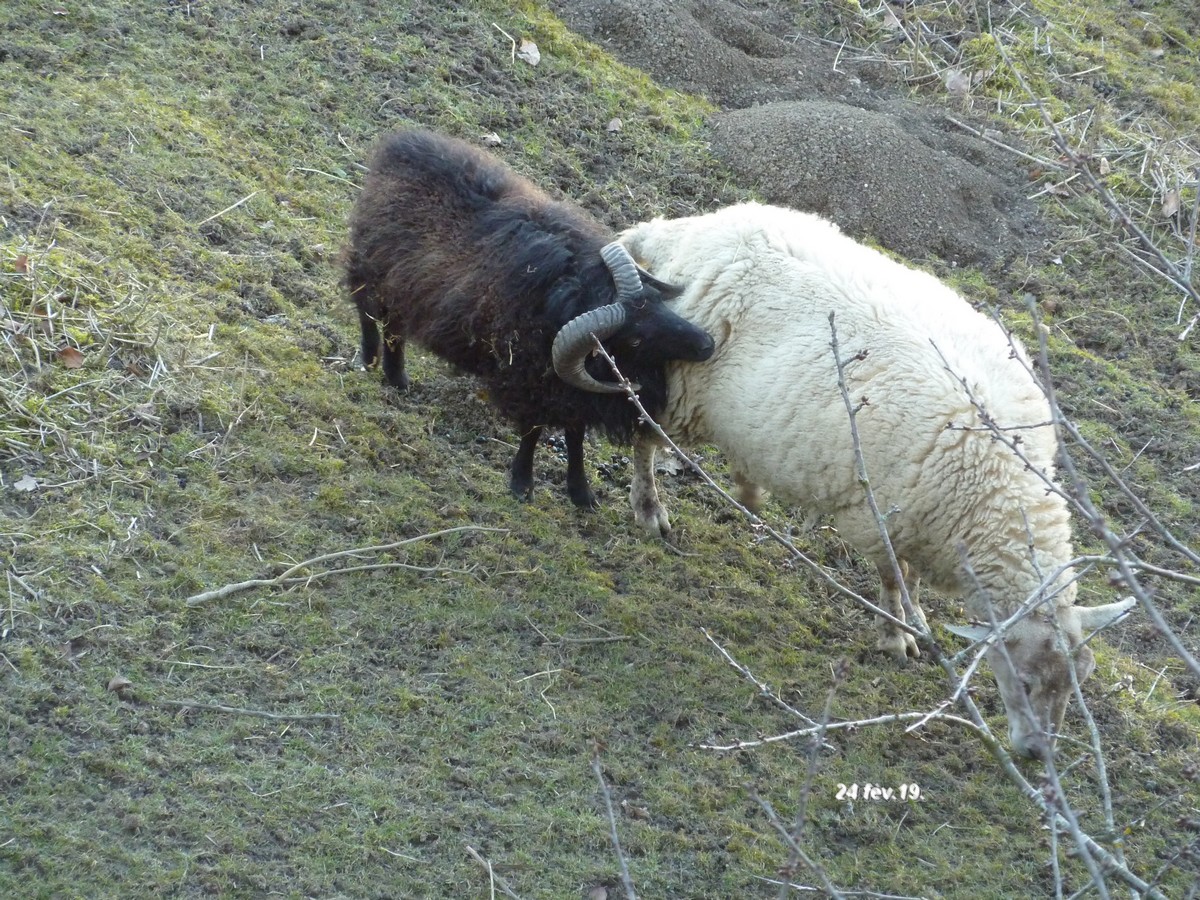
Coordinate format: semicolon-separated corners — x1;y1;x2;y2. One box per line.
832;316;1156;897
930;310;1198;685
829;312;927;652
1023;303;1200;682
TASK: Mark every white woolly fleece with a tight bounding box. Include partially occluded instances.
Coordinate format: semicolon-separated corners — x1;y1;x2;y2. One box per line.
622;202;1073;613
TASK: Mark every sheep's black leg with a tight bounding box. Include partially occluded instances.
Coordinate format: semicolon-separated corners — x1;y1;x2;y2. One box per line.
510;426;540;501
564;425;597;509
358;308;381;368
381;320;410;390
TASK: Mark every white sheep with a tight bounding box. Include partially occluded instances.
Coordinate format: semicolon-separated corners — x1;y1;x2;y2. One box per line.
580;201;1133;757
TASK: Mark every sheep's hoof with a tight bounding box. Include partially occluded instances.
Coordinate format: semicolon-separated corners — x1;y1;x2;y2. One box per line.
569;486;599;509
877;631;920;662
509;478;534;502
634;505;671;538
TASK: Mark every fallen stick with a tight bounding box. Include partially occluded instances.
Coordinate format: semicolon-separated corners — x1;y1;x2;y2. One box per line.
185;525;507;606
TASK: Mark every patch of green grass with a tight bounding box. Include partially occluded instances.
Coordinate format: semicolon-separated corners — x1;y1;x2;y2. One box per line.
2;0;1198;897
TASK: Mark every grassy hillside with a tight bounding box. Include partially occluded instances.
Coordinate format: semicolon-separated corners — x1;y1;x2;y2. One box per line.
1;0;1197;897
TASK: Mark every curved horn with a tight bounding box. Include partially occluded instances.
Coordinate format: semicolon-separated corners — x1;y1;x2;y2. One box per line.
552;303;633;394
600;242;643;300
634;263;683;298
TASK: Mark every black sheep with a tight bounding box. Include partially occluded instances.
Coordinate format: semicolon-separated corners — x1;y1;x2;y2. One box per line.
343;129;714;507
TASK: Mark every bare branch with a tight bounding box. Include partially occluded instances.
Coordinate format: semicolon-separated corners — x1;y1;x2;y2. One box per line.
702;628;819;727
751;789;846;900
195;190;260;227
184;526;508;606
146;698;339;722
592;743;638;900
590;338;915;638
595;337;1169;900
992;38;1200;340
697;707;989;753
780;660;849;900
945;114;1066;171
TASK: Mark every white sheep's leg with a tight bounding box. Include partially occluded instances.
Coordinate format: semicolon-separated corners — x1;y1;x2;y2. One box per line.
630;429;671;536
733;471;765;512
908;572;928;632
875;559;923;661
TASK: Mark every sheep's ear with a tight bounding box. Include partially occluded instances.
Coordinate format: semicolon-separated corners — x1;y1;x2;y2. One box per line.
944;623;992;644
1075;596;1136;632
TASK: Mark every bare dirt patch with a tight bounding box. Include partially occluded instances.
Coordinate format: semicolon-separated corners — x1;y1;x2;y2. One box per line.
551;0;1042;264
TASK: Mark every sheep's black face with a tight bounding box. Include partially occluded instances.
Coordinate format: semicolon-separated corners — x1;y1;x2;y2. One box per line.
552;283;714;402
610;300;715;370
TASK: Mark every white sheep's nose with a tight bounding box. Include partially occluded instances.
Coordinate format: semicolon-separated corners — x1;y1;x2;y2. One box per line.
1010;725;1052;760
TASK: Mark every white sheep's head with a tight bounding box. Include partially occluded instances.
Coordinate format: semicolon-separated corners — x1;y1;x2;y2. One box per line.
946;597;1136;759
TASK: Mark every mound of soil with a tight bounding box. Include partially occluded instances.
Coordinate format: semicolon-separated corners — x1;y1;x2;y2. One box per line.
550;0;880;107
551;0;1042;264
708;100;1041;264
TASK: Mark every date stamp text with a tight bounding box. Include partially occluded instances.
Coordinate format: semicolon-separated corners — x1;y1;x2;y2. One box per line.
836;782;922;802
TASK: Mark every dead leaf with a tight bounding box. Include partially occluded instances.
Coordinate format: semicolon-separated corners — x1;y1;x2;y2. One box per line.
59;346;85;369
517;39;540;66
1162;189;1181;218
606;118;623;133
13;474;39;493
944;69;971;98
30;304;52;337
14;254;29;274
587;886;609;900
107;674;133;694
1098;156;1111;176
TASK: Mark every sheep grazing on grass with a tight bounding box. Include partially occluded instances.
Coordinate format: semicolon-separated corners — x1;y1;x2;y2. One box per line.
558;201;1134;758
343;129;714;508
